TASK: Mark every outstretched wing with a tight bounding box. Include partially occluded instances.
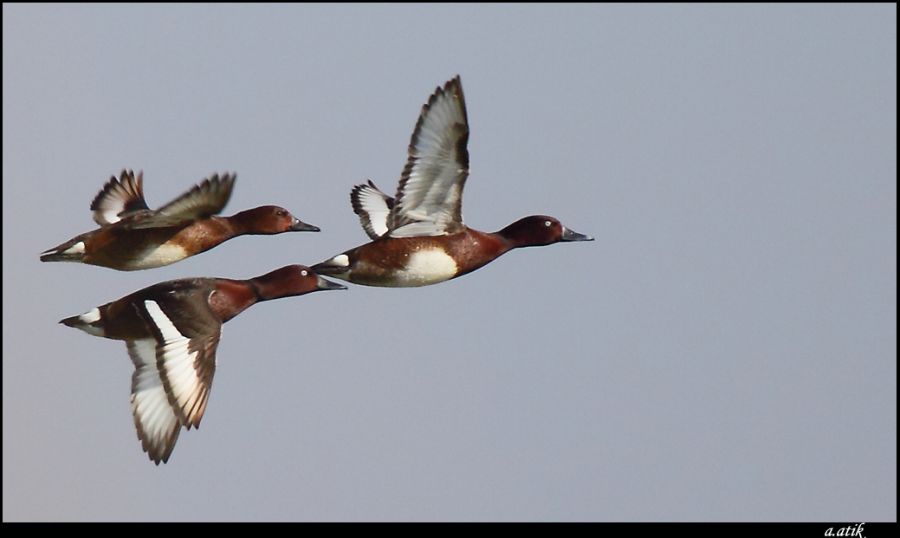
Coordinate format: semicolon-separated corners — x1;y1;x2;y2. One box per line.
91;170;150;225
127;338;183;465
127;292;221;464
351;180;394;239
389;76;469;238
126;173;236;230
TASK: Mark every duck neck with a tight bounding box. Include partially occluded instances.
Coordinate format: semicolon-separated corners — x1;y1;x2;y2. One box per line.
496;222;533;249
247;267;305;302
246;275;282;302
210;279;260;323
220;210;258;236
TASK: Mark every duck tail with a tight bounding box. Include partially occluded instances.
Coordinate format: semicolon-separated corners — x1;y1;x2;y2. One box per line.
311;255;350;277
40;238;86;263
59;314;85;329
59;307;105;337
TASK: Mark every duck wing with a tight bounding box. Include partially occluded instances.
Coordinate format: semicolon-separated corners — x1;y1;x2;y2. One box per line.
127;288;221;464
90;169;150;225
351;179;394;239
126;173;236;230
389;76;469;238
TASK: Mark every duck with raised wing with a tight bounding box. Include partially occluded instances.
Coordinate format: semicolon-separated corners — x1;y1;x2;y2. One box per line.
312;76;592;287
60;265;346;464
41;170;320;270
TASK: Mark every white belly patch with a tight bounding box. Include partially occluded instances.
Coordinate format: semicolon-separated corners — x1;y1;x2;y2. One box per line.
393;249;459;287
137;243;190;268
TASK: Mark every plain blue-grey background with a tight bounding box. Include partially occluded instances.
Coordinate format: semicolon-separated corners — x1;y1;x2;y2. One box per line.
3;4;896;521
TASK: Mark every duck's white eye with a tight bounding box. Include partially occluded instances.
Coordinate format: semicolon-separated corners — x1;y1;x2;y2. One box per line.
301;270;308;276
544;220;552;227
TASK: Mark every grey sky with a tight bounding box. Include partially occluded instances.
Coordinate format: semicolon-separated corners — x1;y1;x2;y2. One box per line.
3;4;896;522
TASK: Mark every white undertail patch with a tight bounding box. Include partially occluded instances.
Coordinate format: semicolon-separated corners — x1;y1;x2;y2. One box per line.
75;307;104;336
79;307;101;323
330;254;350;267
62;241;85;255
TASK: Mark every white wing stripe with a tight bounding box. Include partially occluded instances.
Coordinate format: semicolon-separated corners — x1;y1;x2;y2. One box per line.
144;300;204;420
144;300;184;341
164;343;200;405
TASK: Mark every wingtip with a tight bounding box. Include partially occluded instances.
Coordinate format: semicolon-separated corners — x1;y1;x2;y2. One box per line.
442;75;463;96
89;169;149;224
204;171;237;189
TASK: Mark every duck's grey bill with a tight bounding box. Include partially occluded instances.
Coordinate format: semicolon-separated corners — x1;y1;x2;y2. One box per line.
561;227;594;242
291;219;321;232
316;276;347;290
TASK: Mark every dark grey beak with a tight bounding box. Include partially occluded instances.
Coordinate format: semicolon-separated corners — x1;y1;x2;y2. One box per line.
316;275;347;291
561;226;594;242
291;218;320;232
